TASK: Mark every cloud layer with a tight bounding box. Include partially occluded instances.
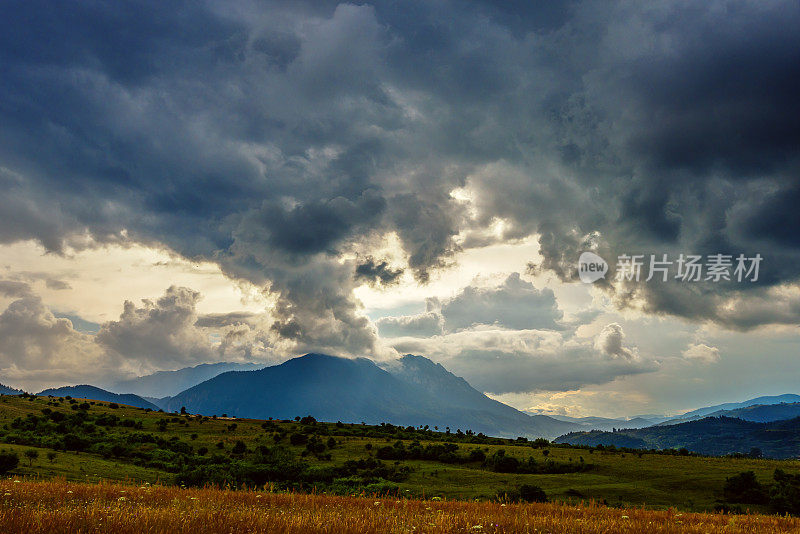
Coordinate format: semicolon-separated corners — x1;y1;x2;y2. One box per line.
0;1;798;398
0;283;278;390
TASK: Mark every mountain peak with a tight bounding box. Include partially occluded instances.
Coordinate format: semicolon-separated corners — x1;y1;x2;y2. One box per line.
163;352;579;438
399;353;436;364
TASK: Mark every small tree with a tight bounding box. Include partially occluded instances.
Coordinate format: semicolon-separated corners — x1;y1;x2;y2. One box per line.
47;451;57;463
24;449;39;467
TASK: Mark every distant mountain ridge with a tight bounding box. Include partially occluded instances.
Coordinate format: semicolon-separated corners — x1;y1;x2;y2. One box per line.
711;402;800;422
106;362;266;398
22;355;800;447
673;394;800;420
555;416;800;459
657;394;800;426
163;353;580;439
542;414;665;431
658;401;800;426
36;385;160;410
0;382;22;395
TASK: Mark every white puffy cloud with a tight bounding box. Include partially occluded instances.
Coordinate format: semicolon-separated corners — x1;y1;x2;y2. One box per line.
96;286;214;368
594;323;638;360
682;342;721;364
440;273;563;331
377;273;564;338
0;285;283;391
391;323;655;394
0;294;116;390
376;311;444;338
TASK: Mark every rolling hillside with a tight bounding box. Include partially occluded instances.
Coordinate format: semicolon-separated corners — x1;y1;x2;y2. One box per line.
36;385;160;410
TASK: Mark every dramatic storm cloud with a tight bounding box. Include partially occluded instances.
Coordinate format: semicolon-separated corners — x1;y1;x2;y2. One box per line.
0;1;798;412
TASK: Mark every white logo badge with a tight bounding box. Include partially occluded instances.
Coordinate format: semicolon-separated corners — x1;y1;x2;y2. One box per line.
578;252;608;283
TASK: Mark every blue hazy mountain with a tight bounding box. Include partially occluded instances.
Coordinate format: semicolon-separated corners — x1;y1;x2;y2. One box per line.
0;382;22;395
164;353;581;439
36;385;160;410
661;401;800;426
660;394;800;425
543;414;663;431
555;416;800;459
713;402;800;422
677;394;800;419
106;362;265;398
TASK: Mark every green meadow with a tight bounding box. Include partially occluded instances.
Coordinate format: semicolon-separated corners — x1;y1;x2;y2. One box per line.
1;394;797;513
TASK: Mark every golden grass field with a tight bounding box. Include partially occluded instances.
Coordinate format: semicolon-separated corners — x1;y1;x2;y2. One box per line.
0;478;798;533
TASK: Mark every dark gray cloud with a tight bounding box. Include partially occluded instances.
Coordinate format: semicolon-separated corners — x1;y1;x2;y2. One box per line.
5;271;73;291
0;0;798;356
45;278;71;290
354;256;404;286
0;280;32;298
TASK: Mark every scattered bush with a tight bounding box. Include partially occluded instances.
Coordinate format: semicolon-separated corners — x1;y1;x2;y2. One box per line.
770;469;800;515
723;471;768;504
519;484;548;503
0;450;19;474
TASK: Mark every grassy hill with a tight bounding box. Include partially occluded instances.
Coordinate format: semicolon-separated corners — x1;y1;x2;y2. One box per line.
1;393;799;513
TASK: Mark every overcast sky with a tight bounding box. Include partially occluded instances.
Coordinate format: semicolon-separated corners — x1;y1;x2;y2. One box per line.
1;0;798;417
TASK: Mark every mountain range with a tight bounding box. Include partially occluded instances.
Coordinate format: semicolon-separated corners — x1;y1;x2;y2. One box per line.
3;353;800;452
161;354;578;439
0;382;22;395
554;416;800;459
701;402;800;423
658;394;800;425
542;415;667;431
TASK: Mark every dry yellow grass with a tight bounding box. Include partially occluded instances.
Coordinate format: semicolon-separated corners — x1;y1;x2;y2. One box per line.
0;478;797;533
